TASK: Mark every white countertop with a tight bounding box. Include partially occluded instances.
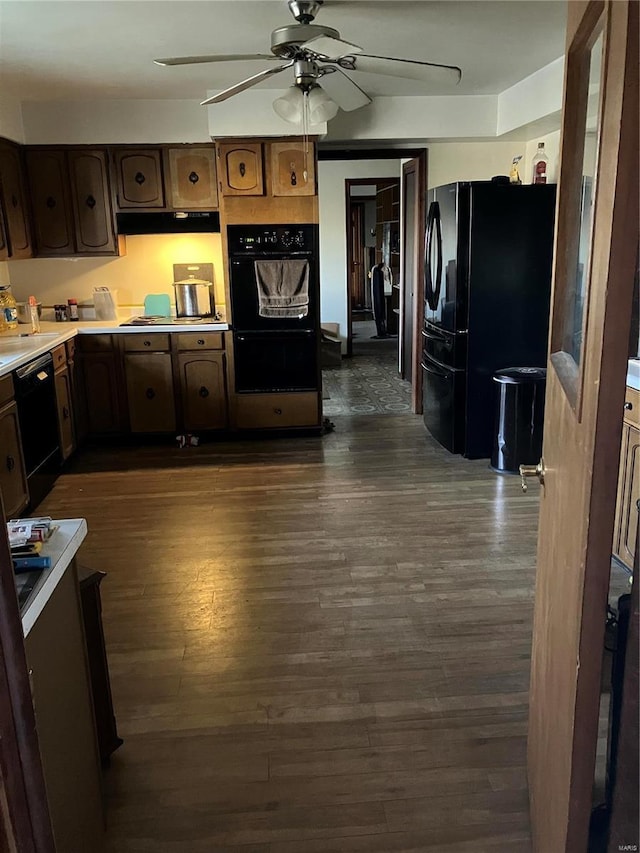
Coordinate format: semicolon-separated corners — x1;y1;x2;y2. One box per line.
20;518;87;637
627;358;639;391
0;319;230;377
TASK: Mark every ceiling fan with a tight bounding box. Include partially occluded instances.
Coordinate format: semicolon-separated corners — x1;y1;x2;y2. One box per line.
154;0;462;123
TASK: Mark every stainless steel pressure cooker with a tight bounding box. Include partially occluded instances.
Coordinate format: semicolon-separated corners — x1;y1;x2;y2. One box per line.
173;277;214;318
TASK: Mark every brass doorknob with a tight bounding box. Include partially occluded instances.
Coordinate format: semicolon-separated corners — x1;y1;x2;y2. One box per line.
519;459;545;493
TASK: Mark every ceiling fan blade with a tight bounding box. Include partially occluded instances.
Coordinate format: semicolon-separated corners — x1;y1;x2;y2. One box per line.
319;68;371;112
200;62;294;106
302;34;363;59
155;54;279;67
343;54;462;85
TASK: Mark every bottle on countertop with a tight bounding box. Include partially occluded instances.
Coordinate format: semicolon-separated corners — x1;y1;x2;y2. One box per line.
0;285;19;330
532;142;549;184
29;295;41;334
67;298;79;321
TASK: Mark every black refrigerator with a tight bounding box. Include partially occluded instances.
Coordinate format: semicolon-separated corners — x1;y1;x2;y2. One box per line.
421;181;556;459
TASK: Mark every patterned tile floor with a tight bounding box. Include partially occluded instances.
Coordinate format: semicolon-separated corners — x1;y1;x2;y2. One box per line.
322;323;412;416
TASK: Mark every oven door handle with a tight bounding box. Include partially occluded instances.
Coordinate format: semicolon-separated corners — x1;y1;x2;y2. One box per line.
235;330;315;340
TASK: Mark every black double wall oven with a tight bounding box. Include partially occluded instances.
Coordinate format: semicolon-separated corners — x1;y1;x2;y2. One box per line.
227;224;320;395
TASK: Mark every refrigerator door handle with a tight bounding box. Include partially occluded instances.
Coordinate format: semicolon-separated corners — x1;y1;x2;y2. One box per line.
420;359;451;380
421;328;453;348
424;201;443;311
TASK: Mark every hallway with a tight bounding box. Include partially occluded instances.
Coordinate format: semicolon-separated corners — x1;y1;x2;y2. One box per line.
40;414;538;851
322;320;410;417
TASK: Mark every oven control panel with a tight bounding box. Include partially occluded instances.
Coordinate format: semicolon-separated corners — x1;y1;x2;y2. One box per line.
227;224;316;255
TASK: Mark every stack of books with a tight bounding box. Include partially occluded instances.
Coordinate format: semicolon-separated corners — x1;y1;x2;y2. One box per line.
7;517;58;572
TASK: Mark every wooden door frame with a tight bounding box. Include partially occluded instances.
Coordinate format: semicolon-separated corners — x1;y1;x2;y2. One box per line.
401;152;427;412
527;1;639;851
344;178;387;357
0;494;55;852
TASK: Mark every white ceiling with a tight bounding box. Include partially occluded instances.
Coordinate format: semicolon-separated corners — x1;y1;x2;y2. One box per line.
0;0;567;103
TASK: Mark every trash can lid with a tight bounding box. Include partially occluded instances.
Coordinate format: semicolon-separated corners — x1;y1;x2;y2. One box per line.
493;367;547;384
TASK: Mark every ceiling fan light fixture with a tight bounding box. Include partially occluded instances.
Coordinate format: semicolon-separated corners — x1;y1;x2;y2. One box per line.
307;84;339;122
273;86;305;122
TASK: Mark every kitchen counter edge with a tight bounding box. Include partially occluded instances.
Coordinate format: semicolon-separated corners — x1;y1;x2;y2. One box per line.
0;321;230;377
21;518;88;637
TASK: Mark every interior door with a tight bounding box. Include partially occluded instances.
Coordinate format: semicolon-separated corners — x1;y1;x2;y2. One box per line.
401;155;426;410
349;202;365;310
527;2;638;852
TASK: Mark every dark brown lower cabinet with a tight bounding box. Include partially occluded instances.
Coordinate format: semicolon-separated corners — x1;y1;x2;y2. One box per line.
54;364;75;461
124;352;176;433
0;399;29;519
178;352;228;430
79;335;125;435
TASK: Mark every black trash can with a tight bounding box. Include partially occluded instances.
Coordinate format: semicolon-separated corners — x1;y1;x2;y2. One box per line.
490;367;547;474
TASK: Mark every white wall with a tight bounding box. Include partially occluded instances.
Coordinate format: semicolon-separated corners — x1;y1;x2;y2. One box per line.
318;159;401;351
21;100;209;144
427;141;526;189
6;234;226;317
0;96;24;142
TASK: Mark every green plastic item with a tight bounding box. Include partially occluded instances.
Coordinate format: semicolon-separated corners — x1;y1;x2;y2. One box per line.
143;294;171;317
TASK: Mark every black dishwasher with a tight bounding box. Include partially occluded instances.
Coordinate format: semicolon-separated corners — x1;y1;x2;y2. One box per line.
13;353;60;510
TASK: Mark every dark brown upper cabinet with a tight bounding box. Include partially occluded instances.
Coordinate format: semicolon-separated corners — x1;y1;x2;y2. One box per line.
68;150;117;254
25;148;119;257
0;139;34;259
113;149;165;209
166;147;218;210
270;142;316;197
0;201;8;260
25;149;75;256
218;142;264;196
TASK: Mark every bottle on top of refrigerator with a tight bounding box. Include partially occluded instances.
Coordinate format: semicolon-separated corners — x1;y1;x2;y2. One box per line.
532;142;549;184
0;285;18;329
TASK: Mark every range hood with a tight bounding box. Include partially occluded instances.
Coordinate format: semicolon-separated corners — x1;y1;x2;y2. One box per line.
116;211;220;235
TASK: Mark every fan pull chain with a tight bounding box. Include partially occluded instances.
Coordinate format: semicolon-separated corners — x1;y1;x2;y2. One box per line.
302;90;309;182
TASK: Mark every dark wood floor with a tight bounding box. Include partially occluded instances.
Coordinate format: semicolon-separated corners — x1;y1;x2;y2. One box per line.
39;414;540;852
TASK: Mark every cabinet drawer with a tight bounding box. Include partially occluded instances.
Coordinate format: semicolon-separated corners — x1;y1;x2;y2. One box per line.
623;386;639;428
175;332;223;351
77;334;114;353
0;374;15;408
235;392;319;429
123;333;170;352
51;344;67;370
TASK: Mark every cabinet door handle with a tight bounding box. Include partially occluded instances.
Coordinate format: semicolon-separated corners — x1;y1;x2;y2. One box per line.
6;455;15;472
85;195;96;209
290;170;297;186
273;408;282;415
11;194;18;209
199;386;209;398
62;405;70;419
145;387;155;400
188;171;199;184
134;172;146;185
143;340;151;347
239;162;246;178
624;401;633;411
45;196;56;209
197;339;205;346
